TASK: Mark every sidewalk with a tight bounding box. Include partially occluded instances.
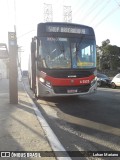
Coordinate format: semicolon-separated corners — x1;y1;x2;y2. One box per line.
0;79;56;160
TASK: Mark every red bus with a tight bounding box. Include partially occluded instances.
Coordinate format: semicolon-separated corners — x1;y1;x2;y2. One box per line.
29;22;97;98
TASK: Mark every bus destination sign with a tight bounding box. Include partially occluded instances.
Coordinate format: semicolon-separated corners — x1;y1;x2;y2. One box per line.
46;25;89;34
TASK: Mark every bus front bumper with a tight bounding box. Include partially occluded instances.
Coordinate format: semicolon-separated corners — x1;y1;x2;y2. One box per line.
37;81;97;97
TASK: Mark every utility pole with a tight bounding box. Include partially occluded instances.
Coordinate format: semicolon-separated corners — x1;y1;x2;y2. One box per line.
44;3;53;22
8;32;18;104
63;6;72;23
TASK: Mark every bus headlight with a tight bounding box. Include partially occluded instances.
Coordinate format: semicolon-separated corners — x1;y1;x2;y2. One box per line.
39;77;45;83
39;77;52;88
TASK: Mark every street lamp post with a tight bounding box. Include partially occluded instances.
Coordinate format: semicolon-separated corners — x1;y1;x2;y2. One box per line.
8;32;18;104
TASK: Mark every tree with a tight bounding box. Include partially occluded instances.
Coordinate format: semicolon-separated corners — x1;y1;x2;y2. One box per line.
102;39;110;47
97;39;120;70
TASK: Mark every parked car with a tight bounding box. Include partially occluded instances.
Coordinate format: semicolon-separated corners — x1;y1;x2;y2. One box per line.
97;73;111;87
111;73;120;89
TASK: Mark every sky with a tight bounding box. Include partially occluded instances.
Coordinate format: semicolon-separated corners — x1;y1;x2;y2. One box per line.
0;0;120;70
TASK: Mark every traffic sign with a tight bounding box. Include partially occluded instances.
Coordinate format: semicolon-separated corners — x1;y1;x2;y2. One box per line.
8;32;16;40
8;32;17;46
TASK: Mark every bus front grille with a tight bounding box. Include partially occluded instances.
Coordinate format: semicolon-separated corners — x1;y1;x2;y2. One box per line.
53;85;90;94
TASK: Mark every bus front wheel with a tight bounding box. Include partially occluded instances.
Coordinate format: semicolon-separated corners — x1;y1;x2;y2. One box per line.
35;86;39;100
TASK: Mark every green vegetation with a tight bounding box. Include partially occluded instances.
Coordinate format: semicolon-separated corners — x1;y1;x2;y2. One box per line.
97;39;120;76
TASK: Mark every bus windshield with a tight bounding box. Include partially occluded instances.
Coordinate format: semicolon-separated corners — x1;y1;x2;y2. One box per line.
38;37;96;69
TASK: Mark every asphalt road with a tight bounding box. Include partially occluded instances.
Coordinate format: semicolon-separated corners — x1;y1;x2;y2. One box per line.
24;78;120;160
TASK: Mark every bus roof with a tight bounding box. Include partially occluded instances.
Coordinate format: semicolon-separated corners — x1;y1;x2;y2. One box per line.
37;22;95;37
38;22;93;28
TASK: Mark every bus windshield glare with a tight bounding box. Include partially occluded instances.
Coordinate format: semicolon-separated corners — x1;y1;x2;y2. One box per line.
38;36;96;69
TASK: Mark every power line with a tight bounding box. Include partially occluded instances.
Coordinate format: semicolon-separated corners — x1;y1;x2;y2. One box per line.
94;5;119;28
78;0;101;22
114;0;120;7
89;0;111;25
72;0;90;17
17;30;35;39
81;0;102;22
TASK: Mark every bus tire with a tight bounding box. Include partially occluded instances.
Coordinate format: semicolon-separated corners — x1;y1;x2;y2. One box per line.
111;82;116;89
35;88;39;99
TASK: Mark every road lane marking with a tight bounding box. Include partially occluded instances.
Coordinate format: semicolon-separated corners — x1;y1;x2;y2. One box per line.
59;125;120;151
60;113;120;137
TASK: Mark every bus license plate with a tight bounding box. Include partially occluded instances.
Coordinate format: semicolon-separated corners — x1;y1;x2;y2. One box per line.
67;89;77;93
